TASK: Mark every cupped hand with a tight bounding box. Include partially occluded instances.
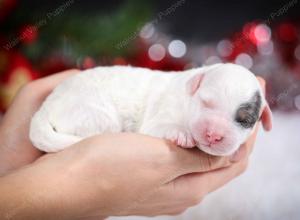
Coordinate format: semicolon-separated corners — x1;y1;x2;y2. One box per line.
0;130;255;220
0;70;265;219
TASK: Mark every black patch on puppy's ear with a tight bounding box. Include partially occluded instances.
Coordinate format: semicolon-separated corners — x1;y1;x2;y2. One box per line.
235;91;262;129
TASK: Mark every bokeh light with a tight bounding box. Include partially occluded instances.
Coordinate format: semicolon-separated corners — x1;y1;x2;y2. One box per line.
168;40;187;58
235;53;253;69
217;39;233;57
257;41;274;55
140;23;155;39
148;44;166;61
254;24;271;44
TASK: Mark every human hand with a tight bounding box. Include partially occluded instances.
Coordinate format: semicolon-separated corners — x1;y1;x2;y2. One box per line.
110;123;260;217
0;72;265;219
0;69;79;176
74;77;265;218
0;130;251;220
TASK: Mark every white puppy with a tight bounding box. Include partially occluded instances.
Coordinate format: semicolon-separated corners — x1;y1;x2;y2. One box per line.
30;63;272;155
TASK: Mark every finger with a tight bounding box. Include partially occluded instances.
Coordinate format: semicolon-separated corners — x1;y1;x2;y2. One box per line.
198;158;249;194
18;69;80;102
7;69;80;112
165;141;240;180
166;124;260;198
165;123;259;181
166;158;249;201
32;69;80;91
2;69;80;129
78;216;107;220
168;123;260;178
86;133;237;184
215;122;258;177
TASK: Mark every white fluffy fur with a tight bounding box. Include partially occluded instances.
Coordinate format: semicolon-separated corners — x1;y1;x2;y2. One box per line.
30;63;267;154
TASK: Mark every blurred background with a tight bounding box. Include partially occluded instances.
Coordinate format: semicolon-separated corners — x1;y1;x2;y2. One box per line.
1;0;300;219
1;0;300;112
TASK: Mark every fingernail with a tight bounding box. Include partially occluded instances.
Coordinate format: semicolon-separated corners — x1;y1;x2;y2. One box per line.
230;147;246;163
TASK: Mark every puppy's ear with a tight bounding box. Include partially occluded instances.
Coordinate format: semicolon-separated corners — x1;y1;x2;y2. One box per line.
261;102;272;131
186;74;205;96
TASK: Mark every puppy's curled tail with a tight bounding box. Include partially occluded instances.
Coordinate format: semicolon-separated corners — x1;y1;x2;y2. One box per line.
29;109;82;152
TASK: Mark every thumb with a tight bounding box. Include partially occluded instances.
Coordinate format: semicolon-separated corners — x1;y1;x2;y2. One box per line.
167;143;244;180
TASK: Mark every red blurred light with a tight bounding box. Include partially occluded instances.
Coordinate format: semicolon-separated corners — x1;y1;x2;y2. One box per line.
242;22;257;45
277;23;297;43
82;57;96;69
20;25;38;44
254;24;271;44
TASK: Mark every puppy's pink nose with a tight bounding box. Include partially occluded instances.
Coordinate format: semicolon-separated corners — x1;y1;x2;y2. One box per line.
205;131;223;145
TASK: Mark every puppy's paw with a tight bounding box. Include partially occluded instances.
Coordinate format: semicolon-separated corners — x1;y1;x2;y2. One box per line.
165;127;196;148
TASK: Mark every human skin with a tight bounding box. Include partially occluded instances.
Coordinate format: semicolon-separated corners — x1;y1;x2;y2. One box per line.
0;70;265;219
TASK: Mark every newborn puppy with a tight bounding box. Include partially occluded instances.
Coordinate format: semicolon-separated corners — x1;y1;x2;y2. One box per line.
30;63;272;155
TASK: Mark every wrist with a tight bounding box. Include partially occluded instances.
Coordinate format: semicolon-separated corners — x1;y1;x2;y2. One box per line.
0;161;74;220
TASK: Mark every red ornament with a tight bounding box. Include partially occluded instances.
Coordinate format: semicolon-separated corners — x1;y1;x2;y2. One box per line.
19;25;38;44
